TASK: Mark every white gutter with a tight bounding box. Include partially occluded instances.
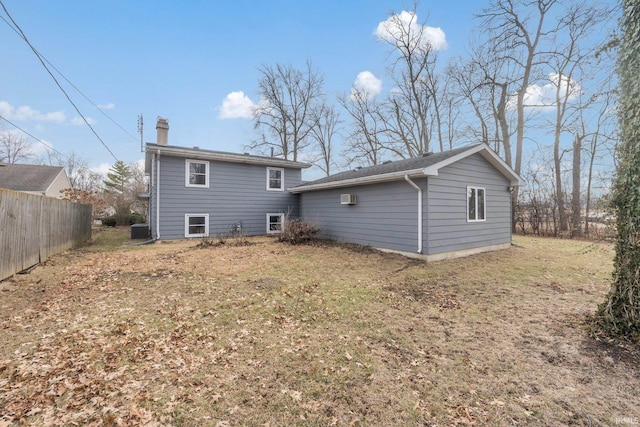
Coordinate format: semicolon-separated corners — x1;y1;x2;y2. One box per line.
155;149;161;240
290;168;426;193
404;175;423;254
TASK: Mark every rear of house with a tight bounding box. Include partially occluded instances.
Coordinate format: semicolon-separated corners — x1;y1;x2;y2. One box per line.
145;119;310;240
293;144;522;261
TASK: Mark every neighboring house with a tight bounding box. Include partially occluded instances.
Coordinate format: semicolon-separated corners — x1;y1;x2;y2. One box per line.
146;118;522;261
144;118;311;240
0;163;71;199
290;144;523;261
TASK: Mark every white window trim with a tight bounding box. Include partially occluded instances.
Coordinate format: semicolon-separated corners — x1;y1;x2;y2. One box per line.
266;167;284;191
185;213;209;238
266;213;285;234
185;159;210;188
467;186;486;222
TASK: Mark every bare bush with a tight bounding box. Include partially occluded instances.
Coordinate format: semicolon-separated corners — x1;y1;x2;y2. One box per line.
278;218;320;245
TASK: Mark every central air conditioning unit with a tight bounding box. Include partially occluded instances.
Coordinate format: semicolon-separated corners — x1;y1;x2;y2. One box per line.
341;194;357;205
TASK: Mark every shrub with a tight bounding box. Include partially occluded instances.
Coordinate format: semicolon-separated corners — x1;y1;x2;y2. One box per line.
100;213;145;227
278;219;320;245
101;216;117;227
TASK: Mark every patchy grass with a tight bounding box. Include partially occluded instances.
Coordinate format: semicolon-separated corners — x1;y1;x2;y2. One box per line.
1;231;638;426
86;226;134;251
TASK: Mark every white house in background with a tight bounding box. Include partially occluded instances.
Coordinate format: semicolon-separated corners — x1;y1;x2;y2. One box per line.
0;163;71;199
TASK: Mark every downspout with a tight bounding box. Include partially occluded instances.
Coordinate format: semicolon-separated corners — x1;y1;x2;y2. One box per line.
404;175;423;254
155;149;161;240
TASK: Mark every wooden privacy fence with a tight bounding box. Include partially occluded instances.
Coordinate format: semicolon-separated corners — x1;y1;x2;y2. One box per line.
0;189;92;281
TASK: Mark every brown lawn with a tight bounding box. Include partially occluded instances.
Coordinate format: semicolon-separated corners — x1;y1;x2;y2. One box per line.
0;227;638;426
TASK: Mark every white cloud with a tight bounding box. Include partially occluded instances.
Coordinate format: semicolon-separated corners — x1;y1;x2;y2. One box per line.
350;71;383;101
71;116;96;126
98;103;115;110
28;138;54;158
0;100;66;123
0;101;14;118
512;73;582;111
375;11;447;51
219;91;256;119
15;105;66;123
92;163;111;178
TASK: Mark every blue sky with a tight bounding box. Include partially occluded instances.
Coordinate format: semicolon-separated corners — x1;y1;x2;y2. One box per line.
0;0;481;178
0;1;616;182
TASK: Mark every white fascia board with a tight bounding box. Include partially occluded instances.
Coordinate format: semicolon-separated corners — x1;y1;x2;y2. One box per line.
422;144;524;187
147;144;311;169
289;168;425;193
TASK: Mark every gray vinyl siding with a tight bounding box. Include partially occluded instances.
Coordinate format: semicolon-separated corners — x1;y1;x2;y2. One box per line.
151;155;302;240
426;153;511;255
299;179;424;253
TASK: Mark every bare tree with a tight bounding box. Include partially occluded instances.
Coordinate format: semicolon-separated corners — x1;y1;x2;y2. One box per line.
478;0;562;231
479;0;560;177
339;89;387;167
251;62;324;162
0;127;32;164
309;103;340;176
376;9;443;157
448;41;515;162
547;2;612;233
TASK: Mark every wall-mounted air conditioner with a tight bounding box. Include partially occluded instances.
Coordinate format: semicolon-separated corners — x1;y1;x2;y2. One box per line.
341;194;357;205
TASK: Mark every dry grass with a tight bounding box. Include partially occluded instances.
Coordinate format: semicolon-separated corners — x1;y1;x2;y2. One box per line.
1;228;638;426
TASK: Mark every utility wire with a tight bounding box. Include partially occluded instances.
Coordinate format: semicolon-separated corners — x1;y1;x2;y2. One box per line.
0;114;69;159
0;13;139;143
0;0;119;162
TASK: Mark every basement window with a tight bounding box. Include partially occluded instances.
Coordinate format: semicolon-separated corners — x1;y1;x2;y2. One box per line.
467;186;486;222
185;159;209;188
185;214;209;237
266;213;284;234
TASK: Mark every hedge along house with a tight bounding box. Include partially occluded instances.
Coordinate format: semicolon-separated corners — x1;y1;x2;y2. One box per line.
291;144;523;261
144;118;311;240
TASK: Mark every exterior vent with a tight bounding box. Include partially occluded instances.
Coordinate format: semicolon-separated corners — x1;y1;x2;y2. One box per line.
341;194;357;205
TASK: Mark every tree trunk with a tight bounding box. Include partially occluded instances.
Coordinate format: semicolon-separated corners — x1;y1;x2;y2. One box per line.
571;134;582;237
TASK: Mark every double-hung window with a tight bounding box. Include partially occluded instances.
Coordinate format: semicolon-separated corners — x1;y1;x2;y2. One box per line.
266;167;284;191
185;214;209;237
467;186;486;222
186;159;209;188
266;213;284;234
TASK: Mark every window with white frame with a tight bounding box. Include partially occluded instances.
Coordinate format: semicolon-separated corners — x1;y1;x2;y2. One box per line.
185;214;209;237
266;213;284;234
467;186;486;222
185;159;209;188
266;167;284;191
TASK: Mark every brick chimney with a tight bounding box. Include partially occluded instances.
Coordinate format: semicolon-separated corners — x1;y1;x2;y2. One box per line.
156;117;169;146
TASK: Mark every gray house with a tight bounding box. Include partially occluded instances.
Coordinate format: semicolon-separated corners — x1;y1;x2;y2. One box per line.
144;118;310;240
145;118;521;261
291;144;522;261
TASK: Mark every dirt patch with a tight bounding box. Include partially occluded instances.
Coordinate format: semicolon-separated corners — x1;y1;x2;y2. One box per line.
0;231;638;426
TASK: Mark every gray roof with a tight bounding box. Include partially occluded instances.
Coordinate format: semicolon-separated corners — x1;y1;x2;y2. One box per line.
309;144;481;186
291;143;522;193
0;163;65;192
145;143;311;171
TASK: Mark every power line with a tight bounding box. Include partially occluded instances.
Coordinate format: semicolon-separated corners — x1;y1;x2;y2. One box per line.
0;114;69;159
0;0;119;162
0;12;139;143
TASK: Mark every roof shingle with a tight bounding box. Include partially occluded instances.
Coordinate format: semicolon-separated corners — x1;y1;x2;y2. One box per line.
0;164;65;192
